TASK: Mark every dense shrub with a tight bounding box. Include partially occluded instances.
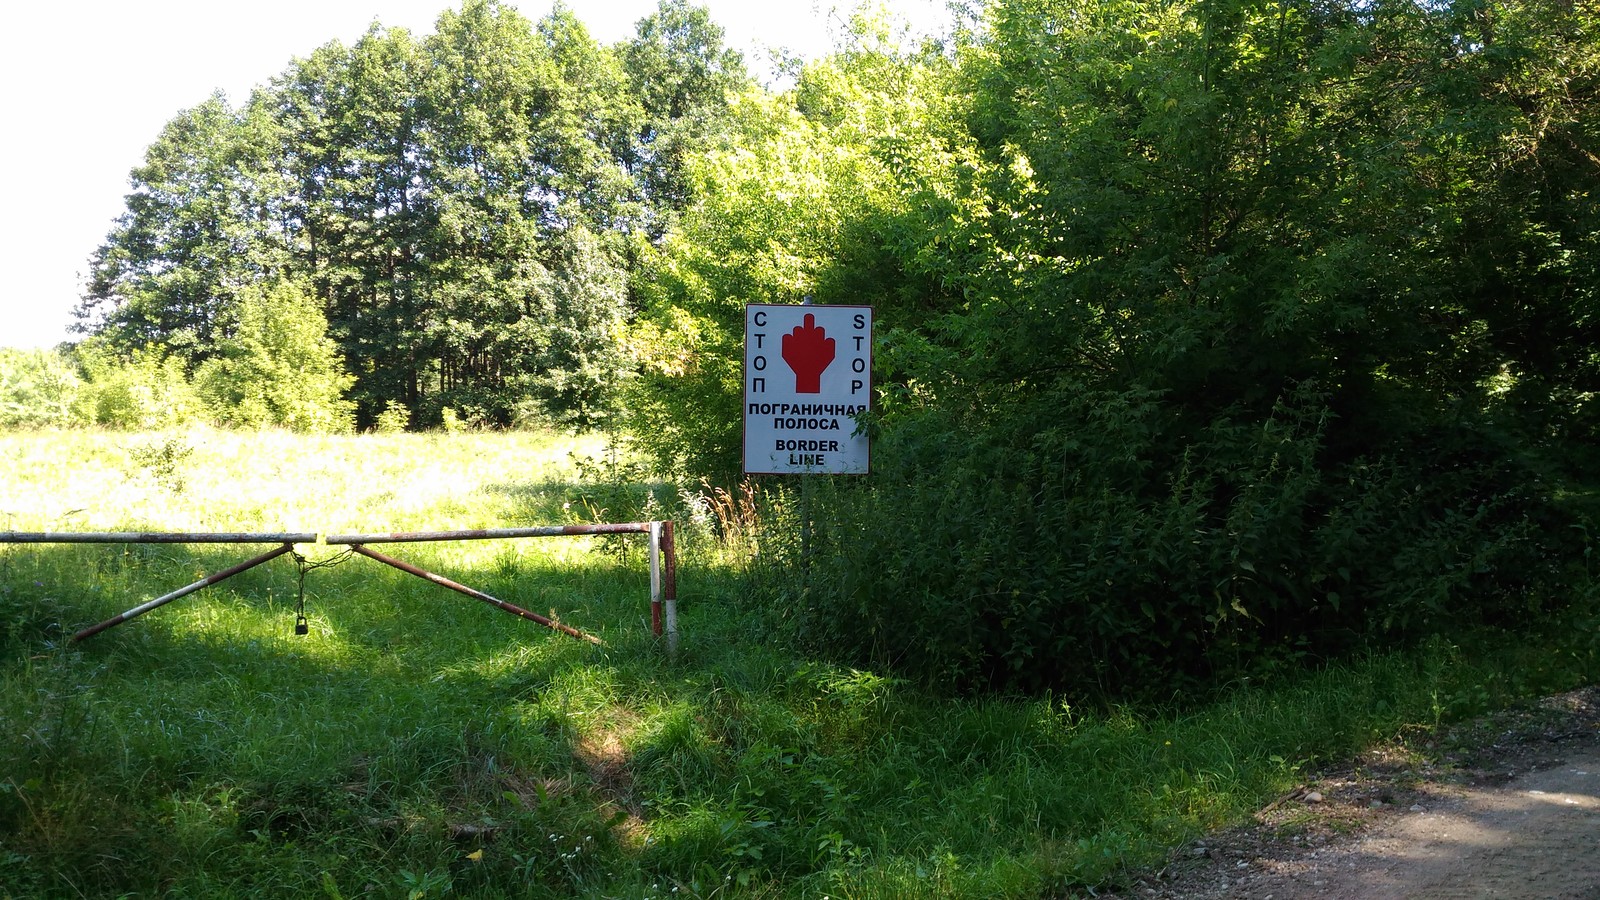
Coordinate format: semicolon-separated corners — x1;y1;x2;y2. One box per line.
1;284;357;434
0;349;81;428
623;0;1599;697
71;344;200;430
765;384;1563;696
192;280;355;433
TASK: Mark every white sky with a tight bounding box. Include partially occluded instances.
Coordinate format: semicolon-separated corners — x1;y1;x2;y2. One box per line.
0;0;953;350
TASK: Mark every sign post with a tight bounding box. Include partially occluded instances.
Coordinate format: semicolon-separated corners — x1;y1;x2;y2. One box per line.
743;304;873;475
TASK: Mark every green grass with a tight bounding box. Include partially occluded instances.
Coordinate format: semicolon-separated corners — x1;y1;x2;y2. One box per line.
2;428;1597;898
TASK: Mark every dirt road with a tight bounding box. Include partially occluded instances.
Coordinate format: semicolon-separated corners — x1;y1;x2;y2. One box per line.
1116;687;1600;899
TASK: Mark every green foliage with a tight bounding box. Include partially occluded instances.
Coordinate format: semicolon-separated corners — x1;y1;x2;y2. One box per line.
48;0;1600;709
0;349;81;429
626;0;1599;695
621;0;750;225
129;435;195;494
771;385;1561;694
193;279;356;432
373;400;412;434
2;282;357;436
70;343;200;430
624;26;973;479
78;93;288;361
515;226;633;430
439;407;466;434
78;0;750;430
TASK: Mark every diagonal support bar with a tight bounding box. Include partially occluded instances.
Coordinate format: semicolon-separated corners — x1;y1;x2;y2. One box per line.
71;543;297;643
347;544;603;645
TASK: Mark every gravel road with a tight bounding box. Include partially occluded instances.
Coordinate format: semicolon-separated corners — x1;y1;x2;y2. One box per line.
1112;686;1600;899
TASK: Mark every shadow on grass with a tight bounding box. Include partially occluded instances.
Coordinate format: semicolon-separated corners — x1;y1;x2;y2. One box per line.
3;546;704;871
4;534;1484;899
1;539;744;896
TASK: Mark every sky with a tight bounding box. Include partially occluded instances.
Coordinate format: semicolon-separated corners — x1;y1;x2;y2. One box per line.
0;0;954;350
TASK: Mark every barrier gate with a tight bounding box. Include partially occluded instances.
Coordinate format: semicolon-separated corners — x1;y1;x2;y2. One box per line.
0;523;678;652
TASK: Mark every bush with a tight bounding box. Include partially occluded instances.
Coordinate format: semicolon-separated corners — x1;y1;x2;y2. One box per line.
193;279;355;433
0;349;81;428
71;344;199;430
759;383;1565;698
373;401;411;434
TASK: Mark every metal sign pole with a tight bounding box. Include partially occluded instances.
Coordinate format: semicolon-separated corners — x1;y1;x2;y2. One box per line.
800;474;814;584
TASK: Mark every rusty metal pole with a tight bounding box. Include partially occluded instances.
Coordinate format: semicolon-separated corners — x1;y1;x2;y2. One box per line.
346;543;602;645
800;476;814;584
1;532;317;544
325;523;664;645
662;520;678;655
70;543;297;643
324;524;652;544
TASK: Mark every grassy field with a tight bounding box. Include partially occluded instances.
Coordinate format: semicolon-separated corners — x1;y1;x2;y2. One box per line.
2;428;1596;898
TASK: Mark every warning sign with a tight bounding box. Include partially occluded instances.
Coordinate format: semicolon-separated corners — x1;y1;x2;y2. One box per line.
743;304;872;475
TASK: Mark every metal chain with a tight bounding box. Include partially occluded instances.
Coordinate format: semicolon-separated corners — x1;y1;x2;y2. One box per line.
289;549;353;635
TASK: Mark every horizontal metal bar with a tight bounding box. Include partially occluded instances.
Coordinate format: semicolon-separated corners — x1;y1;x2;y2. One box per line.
70;543;297;643
348;544;603;645
0;532;318;544
325;524;653;544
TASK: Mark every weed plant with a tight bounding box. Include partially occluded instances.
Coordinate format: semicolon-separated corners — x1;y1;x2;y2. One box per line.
1;428;1597;898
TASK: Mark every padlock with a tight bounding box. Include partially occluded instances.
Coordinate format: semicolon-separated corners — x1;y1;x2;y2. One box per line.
295;614;309;636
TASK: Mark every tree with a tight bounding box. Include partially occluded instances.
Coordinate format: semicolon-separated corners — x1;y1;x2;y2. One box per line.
624;14;975;478
194;279;355;432
620;0;750;227
789;0;1589;692
76;0;718;430
409;0;638;426
70;342;200;430
631;0;1589;694
78;93;287;362
273;24;431;423
522;225;631;428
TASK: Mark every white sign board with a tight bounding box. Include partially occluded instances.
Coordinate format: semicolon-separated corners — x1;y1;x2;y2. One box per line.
744;304;872;475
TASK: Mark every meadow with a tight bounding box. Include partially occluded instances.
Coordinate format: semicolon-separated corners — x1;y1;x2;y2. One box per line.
2;428;1595;898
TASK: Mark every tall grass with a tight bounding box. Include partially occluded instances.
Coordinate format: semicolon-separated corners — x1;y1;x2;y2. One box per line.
1;428;1596;898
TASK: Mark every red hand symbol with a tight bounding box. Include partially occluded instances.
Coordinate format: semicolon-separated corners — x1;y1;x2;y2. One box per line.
781;313;836;393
